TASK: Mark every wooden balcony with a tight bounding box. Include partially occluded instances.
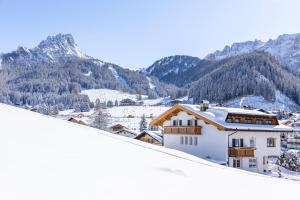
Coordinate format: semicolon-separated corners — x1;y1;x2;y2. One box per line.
164;126;201;135
228;147;254;157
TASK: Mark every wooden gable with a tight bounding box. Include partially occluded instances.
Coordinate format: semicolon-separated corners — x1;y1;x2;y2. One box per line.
150;105;225;131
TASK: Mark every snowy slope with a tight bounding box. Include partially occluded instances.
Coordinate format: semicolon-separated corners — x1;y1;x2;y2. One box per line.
106;105;170;129
224;91;300;111
81;88;164;105
0;103;299;200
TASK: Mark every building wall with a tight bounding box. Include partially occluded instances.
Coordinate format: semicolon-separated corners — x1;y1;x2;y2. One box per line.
228;131;281;173
163;112;228;162
162;111;282;173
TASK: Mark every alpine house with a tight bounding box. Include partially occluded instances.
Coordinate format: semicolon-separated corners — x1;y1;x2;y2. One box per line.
150;101;292;173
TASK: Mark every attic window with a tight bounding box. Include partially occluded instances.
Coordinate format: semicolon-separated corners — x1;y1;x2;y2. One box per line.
256;119;263;124
234;118;241;123
244;118;252;124
266;120;272;125
226;118;232;123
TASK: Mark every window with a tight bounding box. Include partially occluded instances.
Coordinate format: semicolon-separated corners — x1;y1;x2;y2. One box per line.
173;120;177;126
194;136;198;146
234;118;241;123
256;119;263;124
249;158;257;168
266;120;272;125
250;137;256;148
179;120;182;126
267;138;276;147
233;159;241;168
232;138;244;147
245;118;252;124
185;136;188;145
180;136;184;144
187;120;192;126
226;118;232;123
189;136;193;145
194;120;198;126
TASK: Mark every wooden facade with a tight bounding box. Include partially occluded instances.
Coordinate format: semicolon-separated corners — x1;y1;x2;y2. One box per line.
226;114;278;125
110;124;128;132
68;117;86;125
135;132;162;145
150;105;225;131
228;147;254;157
164;126;201;135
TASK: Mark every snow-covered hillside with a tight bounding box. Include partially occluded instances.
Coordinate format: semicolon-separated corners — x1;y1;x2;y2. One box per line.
224;91;300;112
107;105;170;129
81;88;164;105
0;103;299;200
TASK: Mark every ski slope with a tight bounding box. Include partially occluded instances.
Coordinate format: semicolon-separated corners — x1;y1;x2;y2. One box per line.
0;103;299;200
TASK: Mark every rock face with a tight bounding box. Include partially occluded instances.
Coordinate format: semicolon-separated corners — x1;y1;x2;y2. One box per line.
205;33;300;71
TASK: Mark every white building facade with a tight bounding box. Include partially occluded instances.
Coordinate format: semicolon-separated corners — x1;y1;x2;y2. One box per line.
151;104;292;173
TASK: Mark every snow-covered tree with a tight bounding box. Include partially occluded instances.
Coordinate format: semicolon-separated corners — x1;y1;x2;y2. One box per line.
92;109;109;130
139;114;148;131
277;151;300;172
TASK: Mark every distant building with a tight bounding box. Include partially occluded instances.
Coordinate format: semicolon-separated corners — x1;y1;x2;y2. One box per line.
134;130;163;145
114;129;139;138
109;124;128;132
120;98;136;106
67;117;86;125
150;103;292;173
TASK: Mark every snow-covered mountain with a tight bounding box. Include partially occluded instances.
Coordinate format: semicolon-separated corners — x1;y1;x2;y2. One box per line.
0;103;299;200
206;33;300;71
146;55;212;87
1;34;88;67
0;34;179;110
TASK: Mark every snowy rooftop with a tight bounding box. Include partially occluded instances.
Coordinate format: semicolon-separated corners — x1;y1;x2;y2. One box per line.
181;104;292;132
0;103;299;200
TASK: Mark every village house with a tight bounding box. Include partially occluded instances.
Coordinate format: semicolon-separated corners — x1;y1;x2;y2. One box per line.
150;102;292;173
113;129;139;138
67;117;86;125
120;98;136;106
109;124;128;132
134;130;163;145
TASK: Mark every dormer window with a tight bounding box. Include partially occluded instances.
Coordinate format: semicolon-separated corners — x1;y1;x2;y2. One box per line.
234;118;241;123
226;118;232;123
266;120;272;125
256;119;263;124
244;118;252;124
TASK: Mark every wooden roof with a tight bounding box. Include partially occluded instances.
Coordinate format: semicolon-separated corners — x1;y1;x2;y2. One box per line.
150;105;225;131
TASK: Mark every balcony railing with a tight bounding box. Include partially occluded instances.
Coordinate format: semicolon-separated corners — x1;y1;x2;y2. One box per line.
228;147;254;157
287;138;300;144
164;126;201;135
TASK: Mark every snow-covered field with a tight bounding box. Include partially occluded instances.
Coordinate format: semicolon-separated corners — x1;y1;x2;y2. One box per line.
81;88;164;106
0;103;299;200
106;105;170;129
225;91;300;111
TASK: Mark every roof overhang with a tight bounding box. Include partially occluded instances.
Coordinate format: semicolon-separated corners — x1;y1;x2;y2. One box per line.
150;105;226;131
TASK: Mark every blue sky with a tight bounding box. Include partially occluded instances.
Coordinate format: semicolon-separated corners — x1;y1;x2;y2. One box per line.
1;0;300;69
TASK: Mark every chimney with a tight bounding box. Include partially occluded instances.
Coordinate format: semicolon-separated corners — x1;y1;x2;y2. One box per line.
200;100;209;111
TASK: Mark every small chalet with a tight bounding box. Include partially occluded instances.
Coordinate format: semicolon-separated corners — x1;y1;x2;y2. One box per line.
150;102;292;173
109;124;128;132
134;131;163;146
67;117;86;125
120;98;136;106
114;129;139;138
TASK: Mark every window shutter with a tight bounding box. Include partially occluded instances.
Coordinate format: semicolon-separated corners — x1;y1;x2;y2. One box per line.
240;139;244;147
